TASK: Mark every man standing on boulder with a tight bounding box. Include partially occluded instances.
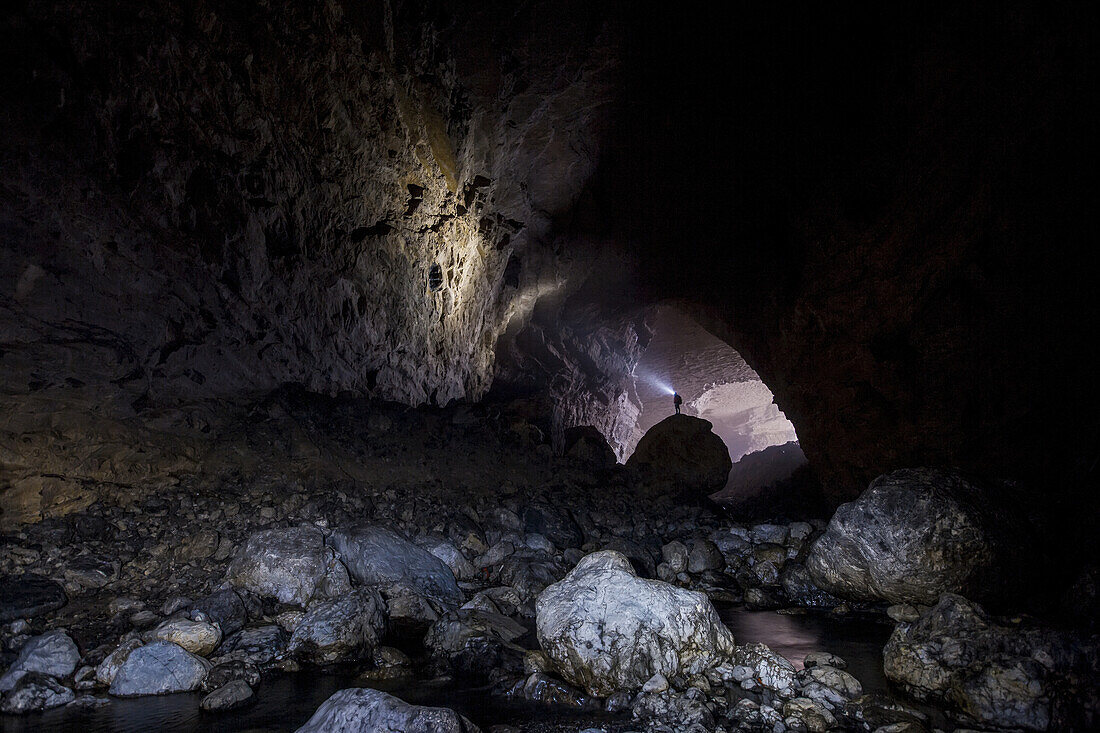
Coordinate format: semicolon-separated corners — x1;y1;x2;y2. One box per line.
673;392;682;414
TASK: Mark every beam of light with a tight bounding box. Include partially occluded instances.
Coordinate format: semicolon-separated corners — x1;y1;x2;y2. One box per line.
634;368;676;396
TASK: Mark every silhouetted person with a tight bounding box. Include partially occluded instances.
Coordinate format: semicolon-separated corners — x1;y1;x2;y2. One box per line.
673;392;682;414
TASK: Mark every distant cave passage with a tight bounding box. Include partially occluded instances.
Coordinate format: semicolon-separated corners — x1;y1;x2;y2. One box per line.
626;306;799;467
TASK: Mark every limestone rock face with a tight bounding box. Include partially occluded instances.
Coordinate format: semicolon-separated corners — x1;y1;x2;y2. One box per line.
295;687;480;733
287;589;387;665
535;550;735;696
226;526;349;608
108;641;211;697
0;0;620;526
0;630;80;692
883;594;1100;731
331;524;463;609
806;468;1027;605
626;415;732;498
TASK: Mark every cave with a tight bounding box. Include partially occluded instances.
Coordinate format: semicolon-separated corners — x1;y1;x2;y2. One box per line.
1;1;1097;731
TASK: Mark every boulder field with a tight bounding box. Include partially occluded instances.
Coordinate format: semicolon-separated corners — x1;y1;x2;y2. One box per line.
1;399;1097;730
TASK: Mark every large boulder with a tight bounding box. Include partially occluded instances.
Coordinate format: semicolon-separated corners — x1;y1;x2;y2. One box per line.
806;468;1028;605
535;550;735;696
226;525;350;607
883;594;1100;731
295;687;481;732
108;641;211;697
1;672;75;714
330;524;463;610
626;415;732;498
0;630;80;692
287;589;387;664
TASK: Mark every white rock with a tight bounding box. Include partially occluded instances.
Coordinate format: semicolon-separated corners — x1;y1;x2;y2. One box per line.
535;550;735;696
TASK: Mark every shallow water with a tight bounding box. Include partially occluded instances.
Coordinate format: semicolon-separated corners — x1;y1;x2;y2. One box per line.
3;609;897;732
719;606;896;694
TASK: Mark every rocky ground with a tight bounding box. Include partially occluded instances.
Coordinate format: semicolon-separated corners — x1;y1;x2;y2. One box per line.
1;394;1098;732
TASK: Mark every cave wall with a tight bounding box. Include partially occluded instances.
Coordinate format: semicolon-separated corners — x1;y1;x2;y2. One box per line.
587;3;1099;505
0;0;621;522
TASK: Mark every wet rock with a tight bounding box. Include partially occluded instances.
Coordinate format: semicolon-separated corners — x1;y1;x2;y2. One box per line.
95;637;143;685
425;609;527;680
807;468;1029;605
216;625;287;666
508;671;592;708
883;593;1100;730
734;642;798;698
841;693;929;731
626;414;732;497
0;672;75;714
0;574;67;622
331;524;463;608
781;563;842;608
631;689;715;729
226;525;350;607
295;687;481;732
0;630;80;691
287;589;386;665
803;664;863;699
153;618;221;656
200;679;254;712
201;660;261;693
191;589;249;637
109;641;211;697
535;550;735;696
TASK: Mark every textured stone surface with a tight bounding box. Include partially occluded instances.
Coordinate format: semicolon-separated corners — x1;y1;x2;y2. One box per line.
807;468;1028;605
0;672;75;714
295;687;480;733
153;618;222;656
0;630;80;692
200;679;254;712
331;524;462;608
883;594;1100;731
287;588;387;665
226;525;349;607
535;550;735;696
0;0;620;525
108;641;211;697
626;415;732;497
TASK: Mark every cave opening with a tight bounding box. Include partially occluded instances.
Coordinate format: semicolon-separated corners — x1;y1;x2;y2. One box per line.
1;1;1097;730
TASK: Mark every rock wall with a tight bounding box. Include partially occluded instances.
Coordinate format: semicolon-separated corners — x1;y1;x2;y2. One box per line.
0;0;621;520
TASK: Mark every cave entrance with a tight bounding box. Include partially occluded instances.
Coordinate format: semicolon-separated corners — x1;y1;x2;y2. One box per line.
627;305;802;491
